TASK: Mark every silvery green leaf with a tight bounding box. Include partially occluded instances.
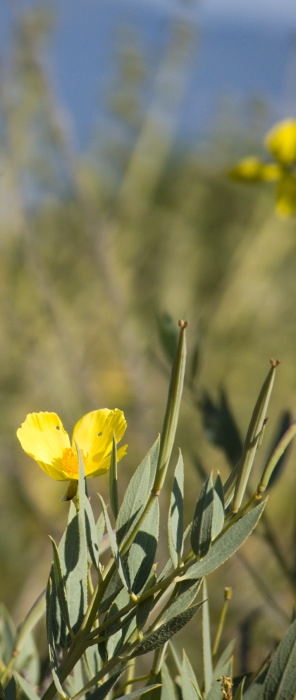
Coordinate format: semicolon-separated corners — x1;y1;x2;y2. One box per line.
161;661;178;700
168;452;184;567
191;475;214;559
127;500;159;595
99;494;130;592
262;616;296;699
181;650;202;699
84;494;99;569
13;671;39;700
116;685;162;700
157;579;201;627
131;602;203;657
116;438;160;547
183;501;266;580
3;677;17;700
212;474;225;540
212;639;235;678
109;434;119;519
202;580;213;696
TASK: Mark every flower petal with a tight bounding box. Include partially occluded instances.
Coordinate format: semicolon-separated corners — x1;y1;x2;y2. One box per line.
276;174;296;217
17;412;71;480
229;157;280;182
87;443;128;477
72;408;127;477
265;119;296;165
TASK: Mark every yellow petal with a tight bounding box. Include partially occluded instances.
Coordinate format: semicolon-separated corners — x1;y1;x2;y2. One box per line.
229;157;280;182
72;408;127;477
17;412;71;480
265;119;296;165
275;174;296;217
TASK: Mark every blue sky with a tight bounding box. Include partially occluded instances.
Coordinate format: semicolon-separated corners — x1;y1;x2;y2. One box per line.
1;0;295;153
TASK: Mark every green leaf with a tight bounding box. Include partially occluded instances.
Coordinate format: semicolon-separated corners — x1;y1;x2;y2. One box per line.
224;361;279;512
0;681;6;700
131;602;203;657
13;629;40;686
168;452;184;567
181;650;202;699
258;421;296;495
161;660;178;700
183;501;266;580
154;320;187;492
262;616;296;699
191;475;215;559
109;434;119;519
57;500;88;637
202;580;213;696
156;579;201;627
13;672;40;700
46;576;67;698
0;605;15;664
3;677;17;700
127;500;159;595
84;494;99;570
233;677;246;699
212;639;235;678
99;494;130;592
99;568;124;614
49;536;72;637
212;474;225;540
50;448;88;642
82;670;122;700
116;686;162;700
106;588;135;658
116;438;160;547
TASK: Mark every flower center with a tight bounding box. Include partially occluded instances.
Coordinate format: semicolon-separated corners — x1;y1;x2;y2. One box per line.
61;447;88;478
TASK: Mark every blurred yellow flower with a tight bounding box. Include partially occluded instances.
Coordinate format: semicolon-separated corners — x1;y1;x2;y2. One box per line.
229;118;296;216
17;409;127;481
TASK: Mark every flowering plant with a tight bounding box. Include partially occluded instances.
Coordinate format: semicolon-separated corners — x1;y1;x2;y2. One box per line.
229;118;296;216
1;321;296;700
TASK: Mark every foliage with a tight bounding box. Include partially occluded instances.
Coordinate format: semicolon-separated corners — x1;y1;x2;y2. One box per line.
1;321;296;700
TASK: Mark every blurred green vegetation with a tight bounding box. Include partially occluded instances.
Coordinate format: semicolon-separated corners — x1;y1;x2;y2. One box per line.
1;2;296;679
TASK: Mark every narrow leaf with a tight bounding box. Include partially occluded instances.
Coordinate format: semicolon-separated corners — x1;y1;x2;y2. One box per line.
98;494;130;592
202;580;213;696
191;475;215;559
213;639;235;678
157;579;201;627
262;616;296;699
233;678;246;699
131;602;203;657
224;360;279;512
46;576;67;698
212;474;225;540
49;536;72;636
13;672;40;700
116;686;162;700
182;501;266;580
84;495;99;569
181;650;202;699
109;434;119;519
116;438;160;547
154;320;187;492
128;500;159;595
161;660;178;700
168;452;184;567
257;421;296;495
77;670;122;700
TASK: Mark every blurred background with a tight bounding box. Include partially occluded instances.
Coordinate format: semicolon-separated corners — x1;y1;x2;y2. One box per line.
1;0;296;679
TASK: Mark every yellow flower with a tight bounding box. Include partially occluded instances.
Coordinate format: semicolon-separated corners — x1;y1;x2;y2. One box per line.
229;118;296;217
17;409;127;481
